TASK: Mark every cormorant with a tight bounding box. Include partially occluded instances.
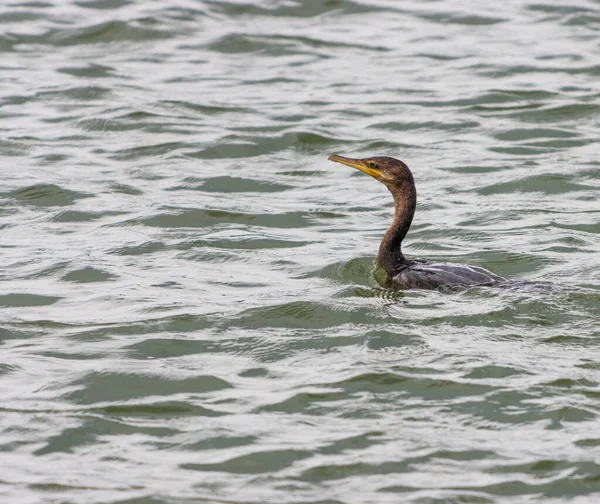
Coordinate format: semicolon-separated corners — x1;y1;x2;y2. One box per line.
328;154;510;290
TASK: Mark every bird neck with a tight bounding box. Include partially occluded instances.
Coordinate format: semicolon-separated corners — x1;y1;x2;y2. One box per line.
377;181;416;274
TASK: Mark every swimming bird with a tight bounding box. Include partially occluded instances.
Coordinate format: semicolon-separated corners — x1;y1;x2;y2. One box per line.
328;154;509;290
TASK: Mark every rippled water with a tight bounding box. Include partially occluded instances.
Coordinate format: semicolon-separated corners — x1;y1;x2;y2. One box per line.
2;0;600;502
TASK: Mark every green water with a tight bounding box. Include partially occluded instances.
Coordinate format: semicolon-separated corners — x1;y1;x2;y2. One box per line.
1;1;600;503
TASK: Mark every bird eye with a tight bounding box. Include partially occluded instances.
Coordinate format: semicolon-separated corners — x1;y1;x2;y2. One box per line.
368;161;377;168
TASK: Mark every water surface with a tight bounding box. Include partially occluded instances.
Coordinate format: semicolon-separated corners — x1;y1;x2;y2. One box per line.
1;0;600;503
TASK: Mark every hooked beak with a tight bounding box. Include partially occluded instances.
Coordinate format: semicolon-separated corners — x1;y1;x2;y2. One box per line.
327;154;381;179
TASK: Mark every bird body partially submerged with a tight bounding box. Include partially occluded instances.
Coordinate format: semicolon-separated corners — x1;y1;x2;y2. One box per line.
327;154;510;290
389;260;507;290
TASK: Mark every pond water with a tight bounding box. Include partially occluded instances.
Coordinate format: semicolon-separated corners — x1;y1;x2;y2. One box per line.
1;1;600;503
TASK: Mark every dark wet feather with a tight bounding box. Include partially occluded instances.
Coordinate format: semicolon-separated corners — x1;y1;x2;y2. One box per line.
391;261;506;290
